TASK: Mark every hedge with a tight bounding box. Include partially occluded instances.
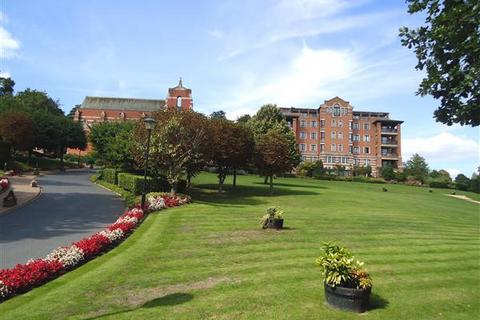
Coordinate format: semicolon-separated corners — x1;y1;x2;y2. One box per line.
117;173;186;195
429;180;452;189
101;168;122;185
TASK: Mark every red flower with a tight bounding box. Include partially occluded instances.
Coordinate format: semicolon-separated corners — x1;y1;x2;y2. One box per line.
0;260;63;294
73;234;110;258
108;221;135;233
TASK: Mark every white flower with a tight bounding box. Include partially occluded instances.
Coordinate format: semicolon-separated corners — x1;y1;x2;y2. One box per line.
45;245;84;268
0;281;10;298
147;196;166;210
115;216;138;224
99;229;124;242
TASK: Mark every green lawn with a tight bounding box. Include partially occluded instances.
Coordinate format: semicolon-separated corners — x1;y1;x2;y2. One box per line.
1;173;479;319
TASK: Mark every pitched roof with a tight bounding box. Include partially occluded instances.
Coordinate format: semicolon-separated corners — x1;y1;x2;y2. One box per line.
80;96;165;112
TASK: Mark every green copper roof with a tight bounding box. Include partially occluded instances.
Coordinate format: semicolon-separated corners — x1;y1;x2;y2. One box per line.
81;96;165;111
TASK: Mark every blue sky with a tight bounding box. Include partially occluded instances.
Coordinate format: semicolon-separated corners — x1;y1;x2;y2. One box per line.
1;0;478;177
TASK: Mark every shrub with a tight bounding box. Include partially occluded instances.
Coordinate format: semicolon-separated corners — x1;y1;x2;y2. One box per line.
101;168;120;185
315;242;372;289
260;206;284;229
428;179;451;189
117;173;186;195
352;176;386;184
380;165;395;180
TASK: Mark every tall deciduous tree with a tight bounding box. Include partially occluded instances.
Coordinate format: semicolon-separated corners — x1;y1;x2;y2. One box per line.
89;121;136;169
255;128;298;194
210;110;226;119
0;75;15;96
133;111;209;195
248;104;301;183
0;110;35;155
399;0;480;126
404;153;430;182
230;124;255;187
209;118;246;192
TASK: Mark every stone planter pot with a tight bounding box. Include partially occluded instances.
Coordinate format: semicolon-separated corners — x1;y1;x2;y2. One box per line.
324;283;371;313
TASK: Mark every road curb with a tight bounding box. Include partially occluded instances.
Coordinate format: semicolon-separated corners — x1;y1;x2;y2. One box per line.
0;186;42;217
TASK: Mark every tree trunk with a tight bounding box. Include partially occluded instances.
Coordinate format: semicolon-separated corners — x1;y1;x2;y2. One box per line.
264;176;268;184
171;181;178;196
233;167;237;188
187;174;192;190
269;175;273;195
28;150;32;165
218;171;226;192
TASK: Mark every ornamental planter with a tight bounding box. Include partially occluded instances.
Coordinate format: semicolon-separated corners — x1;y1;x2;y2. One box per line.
324;283;371;313
268;218;284;230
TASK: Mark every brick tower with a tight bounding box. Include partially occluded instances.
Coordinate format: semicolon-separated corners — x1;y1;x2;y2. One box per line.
166;78;193;111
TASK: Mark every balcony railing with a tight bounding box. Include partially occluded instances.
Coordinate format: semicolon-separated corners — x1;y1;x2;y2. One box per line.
381;153;398;158
381;140;398;145
381;127;398;133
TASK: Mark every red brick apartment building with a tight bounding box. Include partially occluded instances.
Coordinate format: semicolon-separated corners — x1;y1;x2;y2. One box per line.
70;79;193;154
280;97;403;177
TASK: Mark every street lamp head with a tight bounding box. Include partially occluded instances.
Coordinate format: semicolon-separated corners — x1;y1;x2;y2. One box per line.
143;117;156;131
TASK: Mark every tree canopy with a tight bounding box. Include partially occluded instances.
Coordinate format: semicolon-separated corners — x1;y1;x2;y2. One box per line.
400;0;480;126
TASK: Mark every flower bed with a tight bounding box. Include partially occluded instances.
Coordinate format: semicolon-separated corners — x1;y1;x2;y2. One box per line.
0;177;9;194
0;193;190;302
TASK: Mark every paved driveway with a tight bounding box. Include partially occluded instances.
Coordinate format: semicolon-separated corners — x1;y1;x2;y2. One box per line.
0;169;124;269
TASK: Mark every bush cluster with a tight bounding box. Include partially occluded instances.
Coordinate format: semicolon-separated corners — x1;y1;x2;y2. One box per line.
117;172;186;195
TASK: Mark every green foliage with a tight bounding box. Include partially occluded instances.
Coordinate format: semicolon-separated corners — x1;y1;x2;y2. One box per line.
352;176;386;184
399;0;480;126
133;111;210;194
101;168;121;185
404;153;429;183
316;242;372;289
260;206;284;228
455;173;471;191
209;110;226;119
248;104;301;167
236;114;251;124
255;128;298;193
297;160;324;178
93;176;138;207
0;75;15;96
380;165;395;180
469;173;479;193
117;172;186;196
0;110;35;152
89;121;136;169
428;179;451;189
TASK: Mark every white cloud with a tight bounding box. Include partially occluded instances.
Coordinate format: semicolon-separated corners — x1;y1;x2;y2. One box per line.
0;71;10;78
445;168;462;179
0;12;20;58
403;132;480;163
223;45;356;118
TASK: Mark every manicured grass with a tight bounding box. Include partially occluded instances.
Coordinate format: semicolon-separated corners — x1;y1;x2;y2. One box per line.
0;173;478;319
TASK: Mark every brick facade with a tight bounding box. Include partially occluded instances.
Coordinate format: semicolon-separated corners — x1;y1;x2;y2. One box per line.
280;97;403;177
69;79;193;155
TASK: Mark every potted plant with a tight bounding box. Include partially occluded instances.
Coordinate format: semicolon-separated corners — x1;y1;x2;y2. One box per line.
260;206;284;229
316;242;372;313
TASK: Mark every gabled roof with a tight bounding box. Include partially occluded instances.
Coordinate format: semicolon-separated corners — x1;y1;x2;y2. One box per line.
324;96;350;105
80;96;165;112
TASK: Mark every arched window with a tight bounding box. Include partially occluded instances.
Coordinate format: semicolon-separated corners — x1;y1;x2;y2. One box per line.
176;96;182;111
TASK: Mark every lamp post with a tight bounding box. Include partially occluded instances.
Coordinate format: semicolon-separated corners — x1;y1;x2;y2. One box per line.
141;117;156;209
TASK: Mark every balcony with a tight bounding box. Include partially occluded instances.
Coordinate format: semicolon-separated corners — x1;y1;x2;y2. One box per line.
381;127;398;134
381;138;398;146
381;153;399;159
